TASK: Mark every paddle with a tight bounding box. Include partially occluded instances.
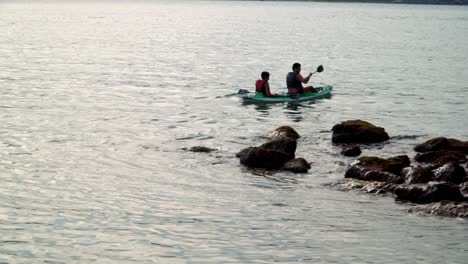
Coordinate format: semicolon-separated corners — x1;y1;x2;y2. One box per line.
224;89;250;97
311;65;324;75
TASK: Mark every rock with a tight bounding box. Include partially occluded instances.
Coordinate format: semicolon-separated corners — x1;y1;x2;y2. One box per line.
350;155;410;175
360;181;398;194
402;166;434;184
331;120;389;143
414;150;467;166
341;145;362;157
408;201;468;218
344;155;410;183
237;147;291;170
327;178;397;194
460;182;468;196
282;158;311;173
184;146;216;153
259;138;296;160
346;168;404;183
414;137;468;153
432;163;466;184
394;182;464;204
270;126;300;141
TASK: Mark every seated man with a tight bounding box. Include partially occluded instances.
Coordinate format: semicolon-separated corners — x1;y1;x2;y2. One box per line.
255;71;277;97
286;63;318;96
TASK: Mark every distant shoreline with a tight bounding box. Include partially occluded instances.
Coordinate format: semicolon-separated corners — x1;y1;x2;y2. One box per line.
235;0;467;6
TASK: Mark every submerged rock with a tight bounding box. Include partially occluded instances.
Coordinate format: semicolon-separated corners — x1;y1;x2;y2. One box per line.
282;158;311;173
341;145;362;157
184;146;216;153
331;120;389;143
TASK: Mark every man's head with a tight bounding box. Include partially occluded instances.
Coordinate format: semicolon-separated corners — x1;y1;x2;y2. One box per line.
292;63;301;73
261;71;270;80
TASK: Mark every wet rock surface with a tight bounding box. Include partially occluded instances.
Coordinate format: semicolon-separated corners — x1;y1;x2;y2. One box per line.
344;155;410;183
237;126;309;173
282;158;311;173
184;146;216;153
341;145;362;157
414;137;468;153
331;120;390;143
408;202;468;218
335;134;468;218
414;150;467;165
394;182;464;204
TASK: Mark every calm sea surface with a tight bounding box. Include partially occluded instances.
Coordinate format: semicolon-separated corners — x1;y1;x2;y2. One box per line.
1;1;467;263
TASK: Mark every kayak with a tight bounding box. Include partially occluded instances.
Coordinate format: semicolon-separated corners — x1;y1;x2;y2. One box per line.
242;85;333;103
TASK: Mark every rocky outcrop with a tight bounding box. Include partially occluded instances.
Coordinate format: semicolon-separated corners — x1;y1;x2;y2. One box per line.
394;182;464;204
331;120;390;143
402;165;434;184
270;125;301;141
344;155;410;183
414;150;467;166
337;135;468;217
237;147;291;170
401;163;466;185
237;126;310;173
414;137;468;153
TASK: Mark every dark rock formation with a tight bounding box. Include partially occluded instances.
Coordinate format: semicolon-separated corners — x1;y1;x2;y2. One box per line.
237;126;310;172
394;182;464;204
402;165;434;184
414;150;467;166
331;120;389;143
343;156;411;184
432;163;466;184
414;137;468;153
270;126;300;140
282;158;311;173
460;182;468;196
341;145;362;157
259;138;296;160
237;147;291;170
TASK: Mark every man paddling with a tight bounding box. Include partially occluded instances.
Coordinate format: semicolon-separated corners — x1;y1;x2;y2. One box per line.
286;63;318;97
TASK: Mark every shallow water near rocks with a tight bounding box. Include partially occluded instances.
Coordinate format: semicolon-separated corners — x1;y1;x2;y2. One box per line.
1;1;467;263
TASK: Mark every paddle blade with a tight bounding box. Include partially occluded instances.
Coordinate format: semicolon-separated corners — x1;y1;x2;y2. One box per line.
317;65;324;73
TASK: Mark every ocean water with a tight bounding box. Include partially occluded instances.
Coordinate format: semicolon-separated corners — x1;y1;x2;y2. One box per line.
1;1;467;263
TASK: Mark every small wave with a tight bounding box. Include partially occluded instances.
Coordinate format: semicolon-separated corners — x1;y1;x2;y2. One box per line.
391;134;427;140
175;135;215;141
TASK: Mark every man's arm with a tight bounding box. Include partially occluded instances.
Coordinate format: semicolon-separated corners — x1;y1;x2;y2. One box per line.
297;73;313;84
264;82;272;96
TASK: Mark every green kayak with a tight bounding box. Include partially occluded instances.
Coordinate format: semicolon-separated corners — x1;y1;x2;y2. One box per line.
242;85;333;103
